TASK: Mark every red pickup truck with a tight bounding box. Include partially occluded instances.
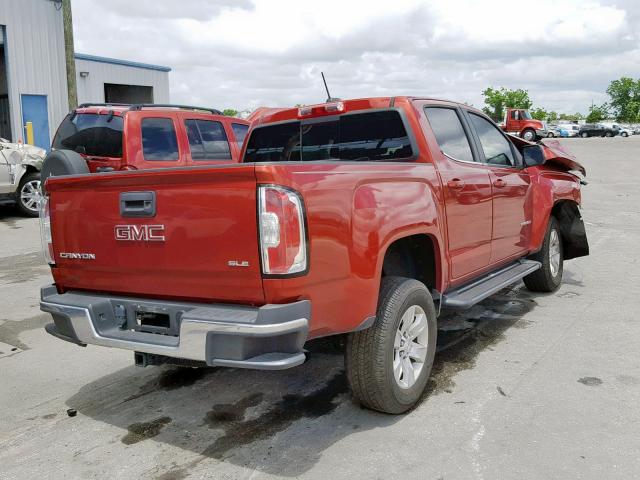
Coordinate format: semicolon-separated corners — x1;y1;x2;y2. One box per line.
39;97;588;414
48;103;249;174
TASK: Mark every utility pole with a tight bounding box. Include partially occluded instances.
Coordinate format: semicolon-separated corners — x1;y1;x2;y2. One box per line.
62;0;77;110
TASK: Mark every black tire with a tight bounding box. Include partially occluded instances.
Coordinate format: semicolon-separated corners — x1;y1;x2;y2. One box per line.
345;277;437;414
547;132;554;138
522;129;536;142
16;172;42;217
41;149;89;194
605;131;613;137
622;132;628;137
580;132;588;138
524;217;563;292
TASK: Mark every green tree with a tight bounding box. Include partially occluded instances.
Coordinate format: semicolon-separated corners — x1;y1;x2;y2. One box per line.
559;112;584;121
530;107;548;120
606;77;640;122
222;108;239;117
586;104;609;123
547;111;558;122
482;87;533;122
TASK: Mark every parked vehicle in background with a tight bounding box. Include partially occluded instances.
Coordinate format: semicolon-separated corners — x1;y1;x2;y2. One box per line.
559;124;580;137
40;96;589;414
546;125;562;137
0;138;45;216
602;123;632;137
48;104;250;176
500;108;548;141
578;124;615;138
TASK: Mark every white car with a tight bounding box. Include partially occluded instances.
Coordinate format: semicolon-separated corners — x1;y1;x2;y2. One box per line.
0;138;46;216
603;123;632;137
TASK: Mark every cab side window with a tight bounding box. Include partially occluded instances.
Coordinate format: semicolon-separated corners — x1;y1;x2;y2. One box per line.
469;113;516;167
424;107;475;163
141;118;179;161
185;119;231;160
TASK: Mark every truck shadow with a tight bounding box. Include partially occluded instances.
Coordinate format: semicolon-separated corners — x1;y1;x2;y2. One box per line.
66;284;542;477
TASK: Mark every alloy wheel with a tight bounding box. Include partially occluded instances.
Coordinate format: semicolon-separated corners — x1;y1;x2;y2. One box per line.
393;305;429;389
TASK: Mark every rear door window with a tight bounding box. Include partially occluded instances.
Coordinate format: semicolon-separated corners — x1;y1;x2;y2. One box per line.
141;118;179;161
424;107;474;162
231;123;249;146
185;119;231;160
52;113;123;157
468;113;516;167
244;110;414;163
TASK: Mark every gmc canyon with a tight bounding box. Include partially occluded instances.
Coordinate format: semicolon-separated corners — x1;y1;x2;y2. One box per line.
39;96;588;414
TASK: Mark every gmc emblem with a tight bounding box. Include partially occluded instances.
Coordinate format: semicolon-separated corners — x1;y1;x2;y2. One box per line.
115;224;166;242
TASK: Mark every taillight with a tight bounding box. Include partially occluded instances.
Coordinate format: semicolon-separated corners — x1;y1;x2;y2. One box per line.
258;185;307;275
39;195;55;265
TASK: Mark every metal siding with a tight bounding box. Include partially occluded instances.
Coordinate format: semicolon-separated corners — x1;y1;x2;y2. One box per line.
76;58;170;105
0;0;68;144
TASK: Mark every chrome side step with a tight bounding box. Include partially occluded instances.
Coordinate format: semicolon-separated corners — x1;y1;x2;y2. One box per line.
441;260;541;310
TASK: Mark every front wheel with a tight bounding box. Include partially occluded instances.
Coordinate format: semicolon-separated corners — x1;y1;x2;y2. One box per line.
524;217;563;292
345;277;437;414
16;172;42;217
547;132;555;138
581;132;589;138
522;129;536;141
622;132;629;137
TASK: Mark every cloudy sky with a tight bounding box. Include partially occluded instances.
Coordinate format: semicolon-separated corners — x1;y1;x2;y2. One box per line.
72;0;640;115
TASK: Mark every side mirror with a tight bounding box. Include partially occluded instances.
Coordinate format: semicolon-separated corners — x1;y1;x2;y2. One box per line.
522;144;545;168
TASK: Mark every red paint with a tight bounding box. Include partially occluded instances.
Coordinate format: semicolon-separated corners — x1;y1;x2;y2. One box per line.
45;97;585;339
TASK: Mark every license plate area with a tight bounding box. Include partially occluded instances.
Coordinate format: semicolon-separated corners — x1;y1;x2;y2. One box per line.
136;310;171;334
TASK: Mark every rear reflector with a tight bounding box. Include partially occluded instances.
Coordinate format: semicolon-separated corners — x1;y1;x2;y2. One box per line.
258;185;307;275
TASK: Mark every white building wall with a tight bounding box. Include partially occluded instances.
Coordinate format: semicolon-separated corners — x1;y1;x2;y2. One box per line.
0;0;68;142
75;57;170;105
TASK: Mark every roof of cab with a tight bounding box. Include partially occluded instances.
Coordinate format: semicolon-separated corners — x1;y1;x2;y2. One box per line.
250;96;483;125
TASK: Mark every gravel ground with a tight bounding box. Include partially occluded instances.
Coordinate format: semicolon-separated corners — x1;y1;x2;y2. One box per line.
1;136;639;480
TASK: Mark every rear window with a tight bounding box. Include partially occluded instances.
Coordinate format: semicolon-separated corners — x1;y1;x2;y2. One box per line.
185;119;231;160
141;118;179;161
244;110;414;163
232;123;249;146
52;113;123;157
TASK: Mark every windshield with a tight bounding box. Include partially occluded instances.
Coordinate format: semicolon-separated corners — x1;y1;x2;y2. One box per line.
244;110;413;163
521;110;532;120
52;113;124;157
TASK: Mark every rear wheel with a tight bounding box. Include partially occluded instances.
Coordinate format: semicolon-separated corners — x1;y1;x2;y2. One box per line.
16;172;42;217
524;217;563;292
547;132;555;138
605;131;614;137
345;277;437;414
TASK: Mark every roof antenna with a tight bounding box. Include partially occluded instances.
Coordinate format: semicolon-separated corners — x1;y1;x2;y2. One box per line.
321;72;340;102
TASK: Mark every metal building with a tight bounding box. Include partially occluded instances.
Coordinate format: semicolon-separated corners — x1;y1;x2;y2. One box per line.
0;0;171;150
75;54;171;106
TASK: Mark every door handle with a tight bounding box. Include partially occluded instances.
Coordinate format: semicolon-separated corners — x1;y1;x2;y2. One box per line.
493;178;507;188
120;191;156;217
447;178;465;190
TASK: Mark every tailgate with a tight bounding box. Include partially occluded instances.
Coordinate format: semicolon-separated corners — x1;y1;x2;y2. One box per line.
47;165;264;304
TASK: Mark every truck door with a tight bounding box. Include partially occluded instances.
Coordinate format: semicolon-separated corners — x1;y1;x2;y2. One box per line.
508;109;523;134
465;111;532;263
422;105;493;281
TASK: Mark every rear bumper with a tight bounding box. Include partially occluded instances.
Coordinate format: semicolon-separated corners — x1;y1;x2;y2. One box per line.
40;285;309;370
